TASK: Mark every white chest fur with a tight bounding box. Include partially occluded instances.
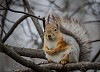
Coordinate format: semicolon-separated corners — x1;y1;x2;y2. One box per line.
45;40;66;63
47;40;57;49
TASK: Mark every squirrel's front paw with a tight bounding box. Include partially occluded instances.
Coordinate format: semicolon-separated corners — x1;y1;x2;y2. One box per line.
44;46;55;54
46;49;55;55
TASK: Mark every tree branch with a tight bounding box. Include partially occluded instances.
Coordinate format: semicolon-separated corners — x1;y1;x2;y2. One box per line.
0;44;100;71
0;14;15;23
89;39;100;62
1;8;8;39
0;42;51;72
11;59;100;71
0;24;6;35
83;20;100;24
4;44;46;59
0;3;43;20
48;0;63;11
0;0;45;41
89;39;100;43
91;50;100;62
69;2;96;17
1;14;29;43
23;0;44;41
40;62;100;71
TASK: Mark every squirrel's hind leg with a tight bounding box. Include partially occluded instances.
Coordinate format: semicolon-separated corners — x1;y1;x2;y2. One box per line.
60;54;69;64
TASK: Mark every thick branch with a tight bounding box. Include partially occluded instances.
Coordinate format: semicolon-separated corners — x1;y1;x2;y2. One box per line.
1;14;29;43
1;45;100;71
5;44;46;59
0;42;51;72
40;62;100;71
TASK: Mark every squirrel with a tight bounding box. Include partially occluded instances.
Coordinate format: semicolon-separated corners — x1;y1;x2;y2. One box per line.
43;13;91;64
43;23;72;64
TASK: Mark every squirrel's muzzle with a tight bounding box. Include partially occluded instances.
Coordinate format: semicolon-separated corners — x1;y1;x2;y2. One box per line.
48;35;51;38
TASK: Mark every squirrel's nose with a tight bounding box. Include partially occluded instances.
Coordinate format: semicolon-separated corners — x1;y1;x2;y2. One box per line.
48;35;51;38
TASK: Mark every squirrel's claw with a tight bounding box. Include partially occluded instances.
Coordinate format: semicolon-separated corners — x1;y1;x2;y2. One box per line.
60;59;68;64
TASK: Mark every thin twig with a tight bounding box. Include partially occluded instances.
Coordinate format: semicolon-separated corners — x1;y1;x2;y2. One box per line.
5;0;10;9
0;14;15;23
0;9;8;39
69;2;96;17
90;39;100;43
91;50;100;62
83;20;100;24
48;0;63;11
43;17;45;30
0;0;12;39
0;3;43;20
89;39;100;62
0;24;6;35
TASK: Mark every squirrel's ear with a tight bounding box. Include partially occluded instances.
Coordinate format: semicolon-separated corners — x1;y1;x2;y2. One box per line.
45;13;61;24
52;13;61;22
46;14;50;24
52;13;61;29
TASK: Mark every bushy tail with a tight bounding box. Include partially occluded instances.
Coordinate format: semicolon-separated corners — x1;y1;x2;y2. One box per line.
60;17;92;61
46;13;92;61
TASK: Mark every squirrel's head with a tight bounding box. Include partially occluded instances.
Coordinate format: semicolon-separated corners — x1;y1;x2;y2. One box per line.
44;13;62;41
44;24;61;41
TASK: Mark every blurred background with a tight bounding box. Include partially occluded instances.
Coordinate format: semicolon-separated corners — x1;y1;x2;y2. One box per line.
0;0;100;72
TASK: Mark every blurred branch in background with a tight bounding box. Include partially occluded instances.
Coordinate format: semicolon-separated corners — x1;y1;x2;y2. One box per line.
90;39;100;62
23;0;44;41
0;14;15;23
0;0;45;43
1;9;8;39
48;0;63;11
70;1;100;17
83;20;100;24
0;24;6;35
0;0;12;39
91;50;100;62
1;14;29;43
0;3;44;20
